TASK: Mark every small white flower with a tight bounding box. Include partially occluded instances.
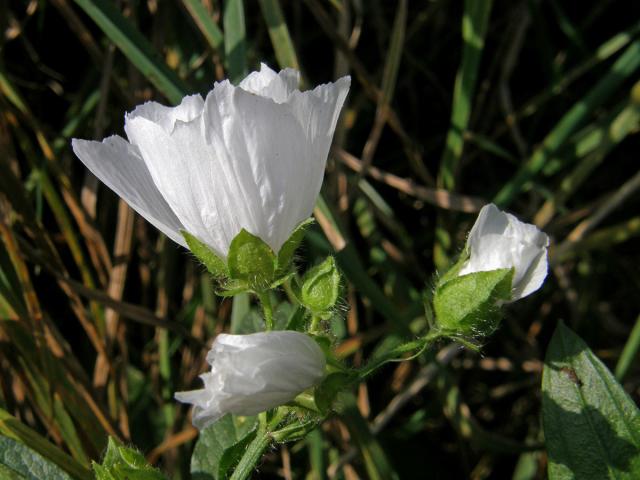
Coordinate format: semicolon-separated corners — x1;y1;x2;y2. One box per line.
458;203;549;300
72;64;350;258
175;331;326;430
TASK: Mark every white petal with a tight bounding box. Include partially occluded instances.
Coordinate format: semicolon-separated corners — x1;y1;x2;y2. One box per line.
511;248;548;300
71;136;186;247
126;94;204;133
460;203;549;300
238;63;300;103
201;75;350;253
175;331;326;430
124;114;232;258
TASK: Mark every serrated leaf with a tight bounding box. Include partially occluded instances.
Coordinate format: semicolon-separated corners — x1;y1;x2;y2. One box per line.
276;218;314;276
191;415;257;480
182;231;229;278
0;435;73;480
542;322;640;480
227;229;276;290
433;268;513;336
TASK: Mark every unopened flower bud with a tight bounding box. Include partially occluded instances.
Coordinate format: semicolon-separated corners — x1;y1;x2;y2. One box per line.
175;331;326;430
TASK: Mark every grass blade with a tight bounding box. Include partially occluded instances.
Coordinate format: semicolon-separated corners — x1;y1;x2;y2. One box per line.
223;0;248;84
494;39;640;207
438;0;493;190
181;0;224;52
73;0;188;103
258;0;300;70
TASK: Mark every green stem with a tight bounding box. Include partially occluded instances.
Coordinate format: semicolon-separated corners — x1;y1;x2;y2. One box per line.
309;314;321;333
257;291;273;331
358;331;445;380
229;414;271;480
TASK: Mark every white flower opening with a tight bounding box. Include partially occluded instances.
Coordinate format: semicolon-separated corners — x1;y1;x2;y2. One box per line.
175;331;326;430
72;64;350;258
458;203;550;300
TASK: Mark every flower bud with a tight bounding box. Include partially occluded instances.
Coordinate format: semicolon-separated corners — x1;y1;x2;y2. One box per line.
433;204;549;337
458;203;549;301
175;331;326;430
297;257;341;316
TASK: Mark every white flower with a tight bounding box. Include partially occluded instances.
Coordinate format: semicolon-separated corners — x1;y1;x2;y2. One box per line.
175;331;326;430
72;64;350;258
458;203;549;300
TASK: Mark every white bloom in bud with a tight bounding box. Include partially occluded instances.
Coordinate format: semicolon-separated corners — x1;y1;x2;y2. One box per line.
72;64;350;258
458;203;549;300
175;331;326;430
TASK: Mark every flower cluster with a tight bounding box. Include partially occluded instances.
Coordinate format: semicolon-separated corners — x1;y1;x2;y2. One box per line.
73;64;349;427
73;63;549;432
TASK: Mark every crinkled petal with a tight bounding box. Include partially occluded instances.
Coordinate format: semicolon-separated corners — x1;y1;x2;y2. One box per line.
126;94;204;133
175;331;326;430
238;63;300;103
460;203;549;300
71;136;186;247
124;114;232;257
201;75;350;253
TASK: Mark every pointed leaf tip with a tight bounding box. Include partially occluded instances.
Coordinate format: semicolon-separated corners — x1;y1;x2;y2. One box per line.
276;218;314;276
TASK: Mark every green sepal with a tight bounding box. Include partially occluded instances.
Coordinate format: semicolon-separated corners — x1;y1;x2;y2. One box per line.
315;372;355;415
215;279;251;297
93;463;116;480
182;231;229;278
227;229;276;290
296;256;341;315
275;218;314;276
436;247;470;287
433;268;514;337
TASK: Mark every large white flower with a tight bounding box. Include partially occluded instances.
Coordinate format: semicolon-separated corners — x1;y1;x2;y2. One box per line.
175;331;326;430
458;203;549;300
72;64;350;258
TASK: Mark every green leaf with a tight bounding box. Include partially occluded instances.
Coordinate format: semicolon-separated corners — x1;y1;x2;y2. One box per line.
276;218;314;276
182;231;229;278
227;229;276;290
191;415;257;480
299;257;341;315
542;322;640;479
433;268;513;337
0;435;73;480
0;409;92;480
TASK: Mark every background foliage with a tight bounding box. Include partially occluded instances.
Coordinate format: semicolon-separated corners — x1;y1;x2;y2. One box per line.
0;0;639;478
